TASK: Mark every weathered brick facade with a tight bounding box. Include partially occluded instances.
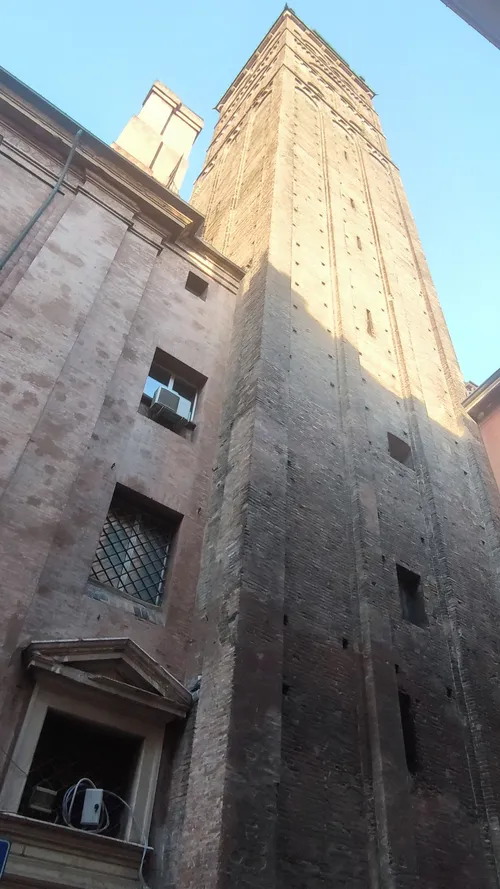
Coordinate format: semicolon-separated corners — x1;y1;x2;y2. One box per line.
0;67;242;889
1;8;500;889
180;9;500;889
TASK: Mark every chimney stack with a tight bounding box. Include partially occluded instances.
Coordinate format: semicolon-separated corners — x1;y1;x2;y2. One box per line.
112;82;203;193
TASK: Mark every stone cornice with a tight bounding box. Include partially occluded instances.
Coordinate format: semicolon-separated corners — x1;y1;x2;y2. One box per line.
0;811;148;868
146;80;203;131
0;67;244;288
23;637;192;720
0;812;149;888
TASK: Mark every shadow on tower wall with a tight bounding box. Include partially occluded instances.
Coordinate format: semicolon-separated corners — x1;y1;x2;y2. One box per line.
169;258;500;889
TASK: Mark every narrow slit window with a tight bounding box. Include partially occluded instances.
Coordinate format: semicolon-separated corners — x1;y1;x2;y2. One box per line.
397;564;427;627
356;236;362;250
387;432;413;469
350;197;355;209
398;690;419;774
366;308;374;336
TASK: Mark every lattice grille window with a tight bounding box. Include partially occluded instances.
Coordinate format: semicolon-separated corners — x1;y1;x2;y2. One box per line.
90;492;174;605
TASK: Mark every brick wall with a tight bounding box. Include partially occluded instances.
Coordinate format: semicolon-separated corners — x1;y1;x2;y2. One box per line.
0;92;240;882
185;10;500;889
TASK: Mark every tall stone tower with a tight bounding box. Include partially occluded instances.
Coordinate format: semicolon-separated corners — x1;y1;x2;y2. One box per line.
180;9;500;889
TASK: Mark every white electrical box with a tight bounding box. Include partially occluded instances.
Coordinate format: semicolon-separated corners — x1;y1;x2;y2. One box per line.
81;788;103;826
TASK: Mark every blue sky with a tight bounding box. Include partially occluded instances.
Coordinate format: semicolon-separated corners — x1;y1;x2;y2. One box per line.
1;0;498;383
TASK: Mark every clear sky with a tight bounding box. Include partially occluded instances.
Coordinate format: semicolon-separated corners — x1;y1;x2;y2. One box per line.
1;0;498;384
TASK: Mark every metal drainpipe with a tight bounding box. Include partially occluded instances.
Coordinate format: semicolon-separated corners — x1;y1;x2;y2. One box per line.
0;128;83;272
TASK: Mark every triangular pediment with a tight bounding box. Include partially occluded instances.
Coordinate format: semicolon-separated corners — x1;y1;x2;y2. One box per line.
23;637;192;719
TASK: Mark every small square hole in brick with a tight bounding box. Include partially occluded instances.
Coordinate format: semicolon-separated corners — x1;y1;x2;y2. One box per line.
387;432;414;469
397;564;427;627
185;271;208;299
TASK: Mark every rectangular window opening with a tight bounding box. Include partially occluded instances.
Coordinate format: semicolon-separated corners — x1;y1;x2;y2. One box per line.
397;563;427;627
140;348;206;435
366;308;374;336
350;197;355;209
387;432;414;469
18;709;142;838
398;690;419;774
185;270;208;299
356;236;362;250
90;486;179;606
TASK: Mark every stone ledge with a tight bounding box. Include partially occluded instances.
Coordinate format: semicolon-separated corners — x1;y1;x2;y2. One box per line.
0;811;150;888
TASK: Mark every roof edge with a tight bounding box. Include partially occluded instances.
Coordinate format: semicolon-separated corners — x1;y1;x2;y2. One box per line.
463;367;500;421
0;66;244;285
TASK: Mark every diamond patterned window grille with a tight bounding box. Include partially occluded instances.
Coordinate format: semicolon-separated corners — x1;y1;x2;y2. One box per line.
90;493;174;605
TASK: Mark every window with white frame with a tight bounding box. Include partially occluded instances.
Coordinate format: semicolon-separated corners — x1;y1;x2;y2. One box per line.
144;369;197;422
140;349;205;434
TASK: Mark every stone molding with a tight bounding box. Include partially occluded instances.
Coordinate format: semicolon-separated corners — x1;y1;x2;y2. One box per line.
23;636;192;720
0;638;182;844
0;811;149;889
0;67;244;290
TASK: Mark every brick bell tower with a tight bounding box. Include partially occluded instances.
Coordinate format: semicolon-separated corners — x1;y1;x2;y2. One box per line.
177;9;500;889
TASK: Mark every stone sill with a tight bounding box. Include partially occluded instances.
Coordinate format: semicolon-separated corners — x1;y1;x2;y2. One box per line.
86;581;165;625
0;811;150;888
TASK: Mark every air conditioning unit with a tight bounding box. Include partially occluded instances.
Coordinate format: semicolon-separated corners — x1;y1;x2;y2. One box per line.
148;386;189;429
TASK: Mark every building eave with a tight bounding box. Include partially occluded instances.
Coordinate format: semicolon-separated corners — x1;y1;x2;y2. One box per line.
463;368;500;422
440;0;500;51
